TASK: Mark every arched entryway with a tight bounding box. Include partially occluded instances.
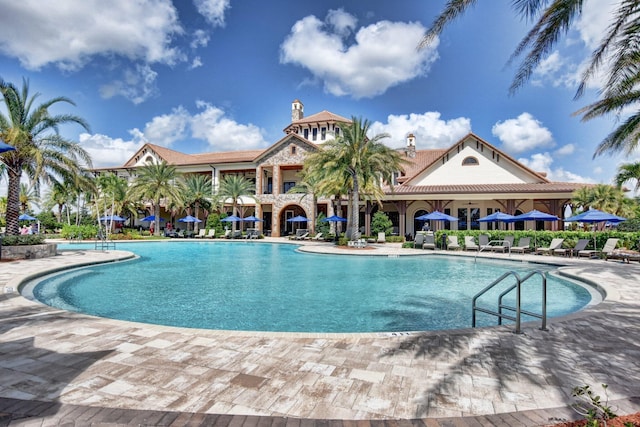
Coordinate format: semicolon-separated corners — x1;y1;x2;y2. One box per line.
279;204;308;237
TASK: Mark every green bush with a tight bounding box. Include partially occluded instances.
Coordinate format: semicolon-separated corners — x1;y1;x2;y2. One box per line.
60;224;99;240
1;235;46;246
371;211;393;235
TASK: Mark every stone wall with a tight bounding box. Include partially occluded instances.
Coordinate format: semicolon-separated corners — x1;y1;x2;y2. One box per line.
1;243;58;260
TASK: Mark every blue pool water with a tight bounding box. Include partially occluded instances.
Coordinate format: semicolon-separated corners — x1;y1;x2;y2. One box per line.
29;242;593;333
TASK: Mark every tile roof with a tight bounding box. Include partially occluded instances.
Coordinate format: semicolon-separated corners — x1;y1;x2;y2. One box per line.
388;182;591;195
290;110;351;125
396;149;447;182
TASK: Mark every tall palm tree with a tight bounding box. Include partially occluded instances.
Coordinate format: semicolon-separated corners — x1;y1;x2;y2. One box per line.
421;1;640;157
128;161;182;236
614;162;640;194
216;175;257;230
45;180;73;224
182;174;212;232
0;78;92;235
311;117;406;240
286;168;323;233
19;183;39;214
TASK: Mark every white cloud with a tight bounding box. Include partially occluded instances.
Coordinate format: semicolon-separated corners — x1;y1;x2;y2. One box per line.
519;152;595;183
193;0;230;27
99;64;159;104
555;144;575;156
190;101;268;151
189;56;204;69
492;113;554;154
79;132;145;168
369;112;471;149
0;0;184;71
191;29;210;49
280;10;438;99
143;106;191;146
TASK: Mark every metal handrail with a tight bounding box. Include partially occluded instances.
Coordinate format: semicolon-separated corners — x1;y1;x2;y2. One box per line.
475;240;511;261
472;269;548;334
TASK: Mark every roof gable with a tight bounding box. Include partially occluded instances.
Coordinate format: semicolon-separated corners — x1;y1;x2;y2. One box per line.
253;133;319;164
402;133;549;186
123;143;197;167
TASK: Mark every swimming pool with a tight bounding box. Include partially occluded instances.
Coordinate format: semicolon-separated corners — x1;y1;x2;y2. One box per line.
26;241;593;333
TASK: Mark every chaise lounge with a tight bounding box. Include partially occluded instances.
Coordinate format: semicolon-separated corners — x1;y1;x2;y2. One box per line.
536;238;564;255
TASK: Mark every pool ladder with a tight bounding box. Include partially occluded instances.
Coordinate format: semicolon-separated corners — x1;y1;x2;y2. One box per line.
472;270;547;334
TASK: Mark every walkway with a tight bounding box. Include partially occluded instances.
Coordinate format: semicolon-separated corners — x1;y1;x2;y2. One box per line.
0;240;639;426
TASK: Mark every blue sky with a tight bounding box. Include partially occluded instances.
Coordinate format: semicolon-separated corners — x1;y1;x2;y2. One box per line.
0;0;627;188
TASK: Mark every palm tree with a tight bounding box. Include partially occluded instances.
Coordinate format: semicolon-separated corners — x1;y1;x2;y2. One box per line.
128;161;182;236
19;183;39;214
615;162;640;194
45;181;72;224
216;175;257;231
310;117;406;240
286;168;323;233
182;174;212;232
421;1;640;157
0;78;92;235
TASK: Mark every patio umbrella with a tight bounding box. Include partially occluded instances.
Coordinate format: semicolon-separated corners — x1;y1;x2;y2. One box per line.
415;211;458;222
478;211;515;230
242;215;264;222
178;215;202;223
18;213;36;221
140;215;165;222
0;141;16;153
507;209;559;247
99;215;126;222
221;215;243;222
322;215;347;222
287;215;309;222
564;209;626;250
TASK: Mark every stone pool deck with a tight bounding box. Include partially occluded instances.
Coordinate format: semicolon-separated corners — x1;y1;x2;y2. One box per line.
0;239;639;426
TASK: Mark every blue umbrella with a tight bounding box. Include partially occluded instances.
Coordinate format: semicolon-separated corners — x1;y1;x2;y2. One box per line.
564;209;626;224
508;209;559;222
178;215;202;223
287;215;309;222
0;141;16;153
99;215;126;222
478;212;515;222
242;215;264;222
140;215;165;222
322;215;347;222
415;211;458;222
221;215;243;222
18;213;36;221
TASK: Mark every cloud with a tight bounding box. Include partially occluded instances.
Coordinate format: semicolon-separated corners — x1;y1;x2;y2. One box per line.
190;56;203;69
190;29;210;49
492;113;554;154
518;152;595;183
280;9;438;99
79;132;146;168
143;106;191;146
99;64;159;104
190;101;268;151
555;144;575;156
369;112;471;149
0;0;184;71
193;0;230;27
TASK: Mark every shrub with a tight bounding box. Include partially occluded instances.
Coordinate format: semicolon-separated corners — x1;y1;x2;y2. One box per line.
1;235;46;246
60;224;99;240
371;211;393;235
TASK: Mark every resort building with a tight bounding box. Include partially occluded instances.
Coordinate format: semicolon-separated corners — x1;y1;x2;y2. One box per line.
96;100;588;237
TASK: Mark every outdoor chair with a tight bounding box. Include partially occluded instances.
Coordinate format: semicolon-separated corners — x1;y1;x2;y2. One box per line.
579;238;619;258
413;233;425;249
423;234;436;250
554;238;589;257
447;235;461;250
206;229;216;238
536;238;564;255
195;229;207;238
491;235;514;253
464;236;478;251
479;234;491;251
377;232;386;243
511;237;531;254
312;232;324;241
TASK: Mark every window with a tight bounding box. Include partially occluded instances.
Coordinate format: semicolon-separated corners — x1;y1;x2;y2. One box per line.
335;127;340;137
303;129;309;139
283;181;296;193
462;156;479;166
312;128;317;141
291;146;297;155
321;127;326;140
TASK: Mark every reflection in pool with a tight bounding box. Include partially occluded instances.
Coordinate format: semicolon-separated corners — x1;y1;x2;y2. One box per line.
28;242;593;333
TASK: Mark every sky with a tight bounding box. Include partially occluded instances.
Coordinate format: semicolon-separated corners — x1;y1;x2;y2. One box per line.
0;0;631;194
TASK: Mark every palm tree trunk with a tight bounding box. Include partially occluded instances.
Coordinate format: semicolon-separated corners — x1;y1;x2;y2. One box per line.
6;168;21;235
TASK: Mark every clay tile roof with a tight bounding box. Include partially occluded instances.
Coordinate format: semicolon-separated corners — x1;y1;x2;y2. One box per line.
123;144;196;167
397;149;447;182
292;110;351;125
388;182;592;195
189;150;265;164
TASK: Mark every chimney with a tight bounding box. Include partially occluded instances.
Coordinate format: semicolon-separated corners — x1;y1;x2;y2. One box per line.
405;133;416;158
292;99;304;122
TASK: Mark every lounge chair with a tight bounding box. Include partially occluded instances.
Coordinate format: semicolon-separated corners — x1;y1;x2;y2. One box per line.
206;229;216;238
491;235;514;253
579;238;619;258
224;229;232;239
536;238;564;255
195;229;207;238
377;232;386;243
413;233;425;249
311;232;324;241
423;234;436;250
511;237;531;254
447;235;461;250
295;231;309;240
479;234;491;251
232;230;243;239
554;238;589;257
464;236;479;251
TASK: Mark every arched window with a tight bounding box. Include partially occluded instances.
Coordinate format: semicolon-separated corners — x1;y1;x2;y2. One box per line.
462;156;479;166
144;156;154;163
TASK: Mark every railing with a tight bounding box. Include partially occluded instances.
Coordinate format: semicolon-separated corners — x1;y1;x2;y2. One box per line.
472;270;547;334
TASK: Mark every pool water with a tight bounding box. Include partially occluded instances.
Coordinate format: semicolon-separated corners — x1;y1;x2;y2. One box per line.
29;242;593;333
